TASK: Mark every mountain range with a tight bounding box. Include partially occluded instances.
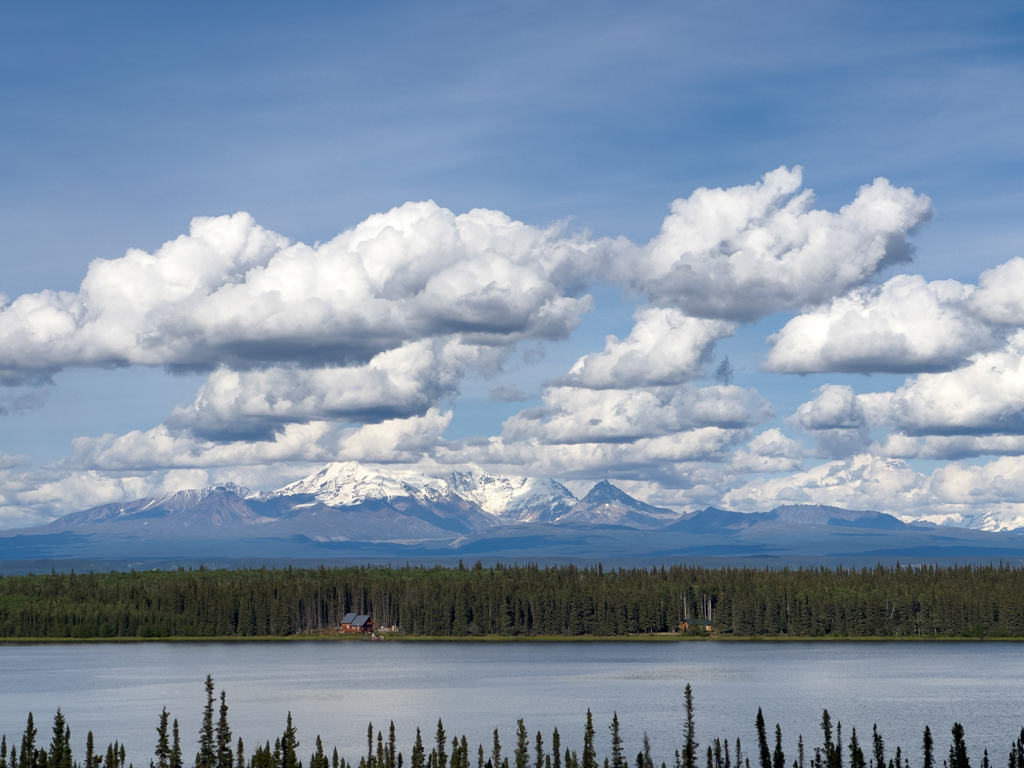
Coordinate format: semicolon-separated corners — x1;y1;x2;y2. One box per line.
2;461;1024;568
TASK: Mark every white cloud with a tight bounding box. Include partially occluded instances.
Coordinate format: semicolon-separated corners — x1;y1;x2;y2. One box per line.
0;205;606;382
724;454;930;513
501;384;772;444
724;452;1024;531
560;307;735;388
166;339;498;440
788;384;871;458
730;428;808;473
621;167;932;321
971;257;1024;326
862;331;1024;438
765;274;994;374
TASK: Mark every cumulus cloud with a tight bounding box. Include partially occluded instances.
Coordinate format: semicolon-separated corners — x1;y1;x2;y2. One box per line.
560;307;735;388
863;331;1024;437
619;167;932;321
971;257;1024;325
788;384;871;458
501;384;772;444
725;453;1024;531
730;428;808;473
765;274;996;374
166;339;499;440
0;204;607;382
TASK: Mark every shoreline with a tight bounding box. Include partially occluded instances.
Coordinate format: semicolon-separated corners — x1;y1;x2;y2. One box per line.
0;633;1019;645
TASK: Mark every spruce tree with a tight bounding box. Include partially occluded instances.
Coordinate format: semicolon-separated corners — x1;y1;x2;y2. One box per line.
86;735;96;768
281;713;300;768
216;692;233;768
683;687;697;768
236;739;244;768
20;713;36;768
155;710;171;768
412;731;425;768
552;733;561;768
643;734;654;768
492;729;503;768
610;715;625;768
515;721;529;768
172;721;182;768
437;722;448;768
198;677;216;768
773;726;784;768
755;711;770;768
921;728;932;768
536;734;545;768
948;724;969;768
871;727;884;768
847;730;863;768
50;709;72;768
583;712;597;768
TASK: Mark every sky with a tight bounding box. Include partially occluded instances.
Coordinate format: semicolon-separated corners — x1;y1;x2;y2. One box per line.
0;0;1023;528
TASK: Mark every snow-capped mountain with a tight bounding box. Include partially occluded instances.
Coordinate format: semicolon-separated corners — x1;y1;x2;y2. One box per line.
440;471;577;523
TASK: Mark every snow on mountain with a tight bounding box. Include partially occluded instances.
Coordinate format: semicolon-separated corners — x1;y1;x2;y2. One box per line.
272;462;578;523
272;462;451;508
444;471;577;522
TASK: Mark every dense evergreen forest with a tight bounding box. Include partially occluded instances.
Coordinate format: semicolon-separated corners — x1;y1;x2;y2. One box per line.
2;562;1024;639
0;678;1016;768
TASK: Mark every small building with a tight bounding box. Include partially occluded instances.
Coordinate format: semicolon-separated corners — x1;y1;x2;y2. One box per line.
678;620;713;633
340;612;374;633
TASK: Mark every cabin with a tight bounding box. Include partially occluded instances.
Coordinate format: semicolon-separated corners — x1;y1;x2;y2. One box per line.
339;612;374;633
678;620;713;633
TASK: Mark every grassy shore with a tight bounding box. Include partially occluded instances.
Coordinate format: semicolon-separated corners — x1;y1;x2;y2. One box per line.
0;632;1017;644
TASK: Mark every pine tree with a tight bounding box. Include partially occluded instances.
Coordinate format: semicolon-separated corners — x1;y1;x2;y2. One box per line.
610;715;626;768
922;728;932;768
583;712;597;768
216;692;233;768
155;710;171;768
50;709;72;768
437;722;448;768
872;727;884;768
172;721;182;768
755;712;770;768
847;730;864;768
412;731;425;768
20;713;36;768
492;729;503;768
198;677;216;768
281;713;300;768
515;721;529;768
683;687;698;768
948;724;969;768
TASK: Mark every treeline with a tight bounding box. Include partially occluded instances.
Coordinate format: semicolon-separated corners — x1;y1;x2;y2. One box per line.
0;678;1018;768
2;562;1024;638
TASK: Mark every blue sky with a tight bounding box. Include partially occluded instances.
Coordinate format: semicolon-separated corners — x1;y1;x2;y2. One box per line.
0;0;1023;526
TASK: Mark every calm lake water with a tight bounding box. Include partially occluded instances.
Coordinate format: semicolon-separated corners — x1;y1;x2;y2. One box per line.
1;642;1022;768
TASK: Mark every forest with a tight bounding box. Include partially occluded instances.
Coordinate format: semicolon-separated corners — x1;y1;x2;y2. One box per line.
1;562;1024;639
0;678;1017;768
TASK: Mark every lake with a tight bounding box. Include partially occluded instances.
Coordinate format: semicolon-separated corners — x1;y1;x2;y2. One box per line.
1;641;1022;768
